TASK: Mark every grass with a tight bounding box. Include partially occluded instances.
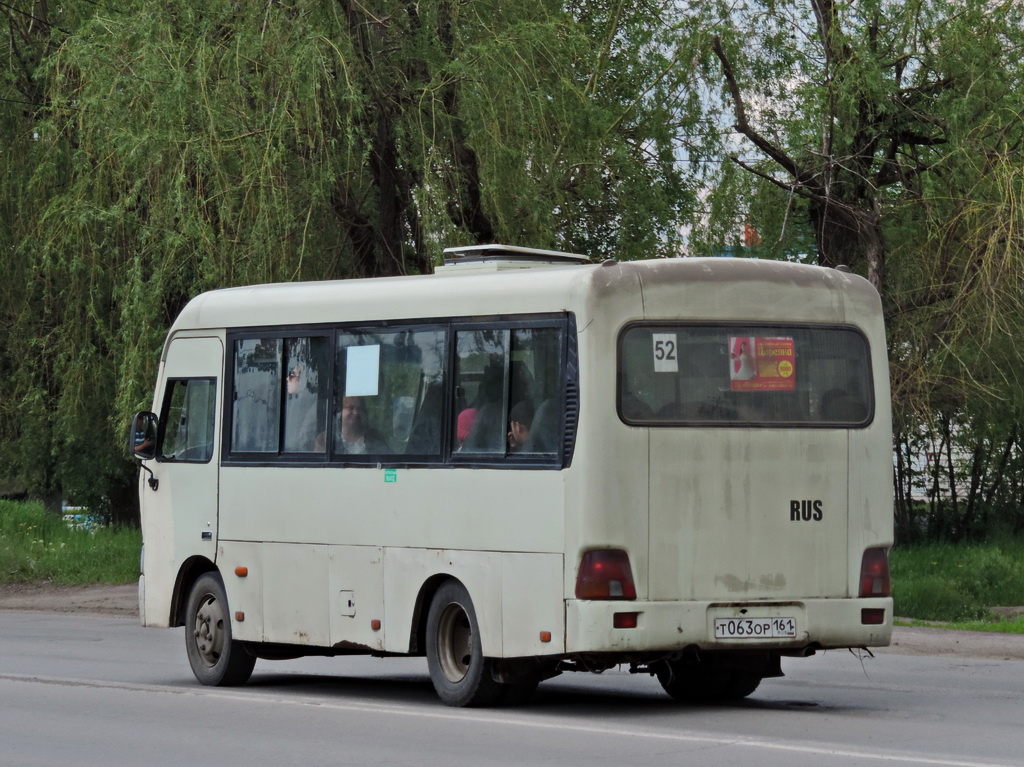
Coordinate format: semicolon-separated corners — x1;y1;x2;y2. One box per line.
0;499;140;585
897;616;1024;633
943;615;1024;633
891;537;1024;631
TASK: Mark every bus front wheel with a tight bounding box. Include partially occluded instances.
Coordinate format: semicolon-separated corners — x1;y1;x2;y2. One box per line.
184;572;256;687
425;581;504;707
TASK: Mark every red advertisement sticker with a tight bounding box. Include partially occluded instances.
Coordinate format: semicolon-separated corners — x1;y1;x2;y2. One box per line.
729;337;796;391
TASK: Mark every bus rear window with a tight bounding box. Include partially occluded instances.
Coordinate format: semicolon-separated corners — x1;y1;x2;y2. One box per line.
618;324;873;427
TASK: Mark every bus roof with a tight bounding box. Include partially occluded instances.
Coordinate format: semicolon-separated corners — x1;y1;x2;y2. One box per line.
168;257;879;334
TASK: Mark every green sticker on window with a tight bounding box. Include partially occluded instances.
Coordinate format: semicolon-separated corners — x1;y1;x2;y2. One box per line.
384;469;397;483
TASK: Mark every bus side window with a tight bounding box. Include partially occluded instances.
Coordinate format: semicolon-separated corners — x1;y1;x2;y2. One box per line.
231;338;283;453
512;327;563;455
282;337;329;454
159;378;216;462
455;329;510;454
335;328;446;459
394;328;446;457
454;325;564;458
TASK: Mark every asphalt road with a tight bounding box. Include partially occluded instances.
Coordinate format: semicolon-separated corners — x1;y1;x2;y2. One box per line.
1;611;1023;767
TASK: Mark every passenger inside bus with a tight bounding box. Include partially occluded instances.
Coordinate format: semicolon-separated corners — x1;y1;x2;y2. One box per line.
459;360;509;453
336;396;390;454
507;400;534;451
455;408;478;451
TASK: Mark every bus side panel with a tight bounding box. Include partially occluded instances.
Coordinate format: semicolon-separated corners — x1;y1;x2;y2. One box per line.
219;468;565;554
262;543;330;646
217;541;388;651
382;548;502;656
218;541;264;642
328;545;385;652
500;553;565;657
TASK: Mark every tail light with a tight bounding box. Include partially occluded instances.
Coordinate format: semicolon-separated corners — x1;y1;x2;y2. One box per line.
859;547;891;598
861;608;886;625
613;612;639;629
575;549;637;600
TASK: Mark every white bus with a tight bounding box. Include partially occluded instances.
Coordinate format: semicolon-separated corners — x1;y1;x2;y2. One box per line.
130;245;893;706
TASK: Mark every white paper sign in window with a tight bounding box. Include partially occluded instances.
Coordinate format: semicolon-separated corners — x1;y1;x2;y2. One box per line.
345;345;380;396
652;333;679;373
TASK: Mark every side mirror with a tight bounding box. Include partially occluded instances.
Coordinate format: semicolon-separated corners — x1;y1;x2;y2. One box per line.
130;411;158;461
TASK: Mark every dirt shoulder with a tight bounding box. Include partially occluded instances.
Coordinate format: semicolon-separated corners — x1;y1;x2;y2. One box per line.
2;582;1023;661
0;582;138;619
882;625;1024;661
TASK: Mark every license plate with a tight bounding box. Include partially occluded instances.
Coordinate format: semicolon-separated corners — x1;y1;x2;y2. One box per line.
714;616;797;639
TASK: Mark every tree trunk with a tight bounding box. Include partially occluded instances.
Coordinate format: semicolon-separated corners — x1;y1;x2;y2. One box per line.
893;432;913;542
940;413;960;539
40;489;63;517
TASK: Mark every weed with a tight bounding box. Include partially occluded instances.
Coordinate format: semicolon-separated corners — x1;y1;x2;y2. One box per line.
0;500;139;585
891;537;1024;624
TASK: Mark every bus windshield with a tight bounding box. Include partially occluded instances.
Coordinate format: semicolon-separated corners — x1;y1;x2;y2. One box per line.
618;324;873;427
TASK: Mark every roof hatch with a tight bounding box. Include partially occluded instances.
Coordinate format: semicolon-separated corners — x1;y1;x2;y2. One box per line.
436;244;589;275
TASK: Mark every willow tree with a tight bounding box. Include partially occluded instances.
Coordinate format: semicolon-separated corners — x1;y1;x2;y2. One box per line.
1;1;98;511
0;0;700;521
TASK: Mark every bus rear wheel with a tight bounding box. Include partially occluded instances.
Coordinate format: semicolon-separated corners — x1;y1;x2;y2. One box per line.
184;572;256;687
426;581;505;707
655;658;761;702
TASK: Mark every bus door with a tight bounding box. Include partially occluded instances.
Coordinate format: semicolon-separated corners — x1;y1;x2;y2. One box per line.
141;336;223;625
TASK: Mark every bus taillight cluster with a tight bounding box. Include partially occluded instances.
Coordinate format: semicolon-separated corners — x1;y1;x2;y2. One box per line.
859;547;891;598
575;549;637;600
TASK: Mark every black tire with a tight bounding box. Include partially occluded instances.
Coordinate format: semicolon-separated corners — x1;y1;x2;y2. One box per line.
184;572;256;687
655;658;761;702
425;580;504;707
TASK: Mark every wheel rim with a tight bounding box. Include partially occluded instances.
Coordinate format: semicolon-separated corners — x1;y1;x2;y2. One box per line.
436;601;473;684
192;592;226;669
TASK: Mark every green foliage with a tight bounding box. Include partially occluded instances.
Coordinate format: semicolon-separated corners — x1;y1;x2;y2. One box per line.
895;578;989;623
0;0;701;520
690;0;1024;541
891;540;1024;622
4;0;1023;538
0;500;140;585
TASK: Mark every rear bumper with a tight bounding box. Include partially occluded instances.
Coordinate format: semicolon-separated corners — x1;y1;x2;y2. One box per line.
565;597;892;654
